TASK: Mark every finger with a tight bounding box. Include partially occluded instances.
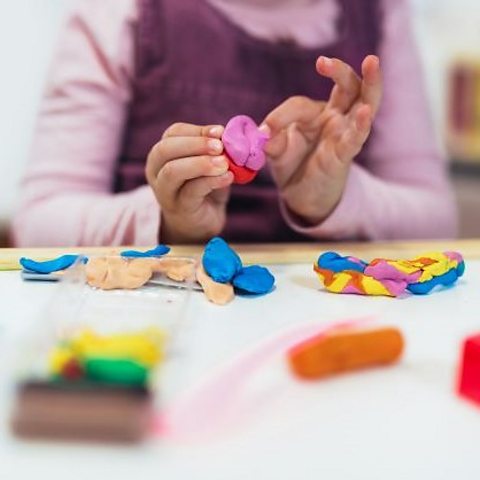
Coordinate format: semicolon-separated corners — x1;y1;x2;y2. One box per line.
334;104;373;162
179;172;234;212
262;96;325;135
267;123;313;189
361;55;383;116
156;155;229;209
316;56;362;113
264;128;288;159
162;123;224;139
146;136;224;181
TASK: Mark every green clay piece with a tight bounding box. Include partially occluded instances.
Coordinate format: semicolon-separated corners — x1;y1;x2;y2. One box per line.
85;358;149;387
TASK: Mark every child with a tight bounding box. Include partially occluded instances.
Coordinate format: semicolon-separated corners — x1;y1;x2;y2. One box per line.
13;0;457;246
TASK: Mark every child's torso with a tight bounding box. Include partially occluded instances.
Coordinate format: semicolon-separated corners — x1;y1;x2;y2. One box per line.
116;0;381;242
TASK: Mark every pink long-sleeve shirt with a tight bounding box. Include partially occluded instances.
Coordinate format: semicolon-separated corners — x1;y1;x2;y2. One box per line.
13;0;457;247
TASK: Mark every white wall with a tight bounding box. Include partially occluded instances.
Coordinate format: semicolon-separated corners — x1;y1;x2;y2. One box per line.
410;0;480;144
0;0;70;224
0;0;479;229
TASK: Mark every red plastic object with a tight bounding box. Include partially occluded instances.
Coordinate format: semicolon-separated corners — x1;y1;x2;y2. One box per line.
226;156;258;185
458;333;480;405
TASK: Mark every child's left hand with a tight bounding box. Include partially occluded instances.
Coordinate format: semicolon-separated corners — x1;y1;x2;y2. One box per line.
262;55;382;225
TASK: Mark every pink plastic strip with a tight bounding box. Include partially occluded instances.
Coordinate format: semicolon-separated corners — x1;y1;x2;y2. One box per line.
154;316;374;440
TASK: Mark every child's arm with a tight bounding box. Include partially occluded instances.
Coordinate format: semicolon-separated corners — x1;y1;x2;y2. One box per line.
13;0;163;247
263;0;456;240
264;55;381;228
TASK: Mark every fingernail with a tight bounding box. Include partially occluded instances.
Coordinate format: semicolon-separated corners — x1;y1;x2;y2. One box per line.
212;155;226;165
222;171;234;183
209;126;223;137
259;123;271;136
208;139;223;154
320;56;333;68
211;155;227;167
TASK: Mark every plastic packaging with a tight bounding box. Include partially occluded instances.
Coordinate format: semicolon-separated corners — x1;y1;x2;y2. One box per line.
10;255;194;443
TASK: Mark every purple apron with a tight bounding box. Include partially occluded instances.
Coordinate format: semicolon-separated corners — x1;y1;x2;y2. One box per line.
115;0;381;242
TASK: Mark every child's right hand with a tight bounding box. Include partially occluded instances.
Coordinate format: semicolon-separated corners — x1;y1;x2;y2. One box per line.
146;123;234;243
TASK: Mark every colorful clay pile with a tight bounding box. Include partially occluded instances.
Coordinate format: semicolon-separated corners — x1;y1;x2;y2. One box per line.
19;246;171;279
222;115;269;184
314;251;465;297
19;240;275;306
49;328;166;387
199;237;275;305
11;328;165;443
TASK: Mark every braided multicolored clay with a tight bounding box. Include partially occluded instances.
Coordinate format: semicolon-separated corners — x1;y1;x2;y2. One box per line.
314;251;465;297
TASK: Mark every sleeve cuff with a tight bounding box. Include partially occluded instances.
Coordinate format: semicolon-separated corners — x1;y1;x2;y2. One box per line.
130;185;161;246
280;164;365;240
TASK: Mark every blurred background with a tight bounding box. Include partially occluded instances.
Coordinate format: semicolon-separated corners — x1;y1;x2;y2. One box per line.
0;0;479;246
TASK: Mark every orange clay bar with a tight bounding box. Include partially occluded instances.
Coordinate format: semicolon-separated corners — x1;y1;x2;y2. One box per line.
196;264;235;306
288;327;404;380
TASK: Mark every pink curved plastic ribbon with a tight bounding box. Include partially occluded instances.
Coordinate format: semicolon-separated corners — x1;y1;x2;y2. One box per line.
154;316;374;440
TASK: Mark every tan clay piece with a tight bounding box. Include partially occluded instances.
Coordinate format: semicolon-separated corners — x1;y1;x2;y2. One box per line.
153;258;196;282
86;257;156;290
86;256;230;306
196;264;235;306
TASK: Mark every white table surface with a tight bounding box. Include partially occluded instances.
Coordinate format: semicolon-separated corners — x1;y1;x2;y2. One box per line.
0;262;479;480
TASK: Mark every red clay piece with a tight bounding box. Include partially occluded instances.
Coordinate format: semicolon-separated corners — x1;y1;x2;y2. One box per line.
458;333;480;405
226;156;258;185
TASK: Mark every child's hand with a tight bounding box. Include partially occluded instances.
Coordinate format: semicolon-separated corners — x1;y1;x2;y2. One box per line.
263;55;382;225
146;123;234;243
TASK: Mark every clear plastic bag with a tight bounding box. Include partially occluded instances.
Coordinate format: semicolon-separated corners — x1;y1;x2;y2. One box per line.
20;255;195;379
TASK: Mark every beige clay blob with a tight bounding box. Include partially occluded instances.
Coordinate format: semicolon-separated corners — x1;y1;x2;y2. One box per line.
86;256;233;305
152;258;196;282
196;264;235;306
86;257;157;290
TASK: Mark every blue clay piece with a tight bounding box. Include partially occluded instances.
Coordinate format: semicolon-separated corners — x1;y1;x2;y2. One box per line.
233;265;275;295
407;266;463;295
20;255;80;274
202;237;243;283
317;252;366;273
121;245;170;258
457;261;466;278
